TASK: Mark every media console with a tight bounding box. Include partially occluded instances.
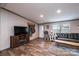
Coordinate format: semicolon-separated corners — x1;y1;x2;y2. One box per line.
10;34;29;48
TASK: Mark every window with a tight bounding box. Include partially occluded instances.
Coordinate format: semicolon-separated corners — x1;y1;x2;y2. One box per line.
61;23;70;33
53;24;61;33
52;23;70;33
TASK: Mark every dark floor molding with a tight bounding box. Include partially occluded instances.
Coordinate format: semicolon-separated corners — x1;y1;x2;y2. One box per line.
1;7;38;24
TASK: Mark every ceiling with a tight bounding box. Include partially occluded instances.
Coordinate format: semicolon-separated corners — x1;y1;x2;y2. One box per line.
1;3;79;24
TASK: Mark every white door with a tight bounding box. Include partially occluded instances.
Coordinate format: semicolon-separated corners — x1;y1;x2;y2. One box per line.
39;25;44;38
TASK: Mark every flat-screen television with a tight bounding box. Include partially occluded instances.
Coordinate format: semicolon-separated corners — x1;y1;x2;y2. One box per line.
14;26;28;36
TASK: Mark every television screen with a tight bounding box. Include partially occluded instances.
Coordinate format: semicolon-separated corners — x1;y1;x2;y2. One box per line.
14;26;28;35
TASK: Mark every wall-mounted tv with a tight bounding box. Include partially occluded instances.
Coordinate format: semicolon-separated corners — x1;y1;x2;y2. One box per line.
14;26;28;36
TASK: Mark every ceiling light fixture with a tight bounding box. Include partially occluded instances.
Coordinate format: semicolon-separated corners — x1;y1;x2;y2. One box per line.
40;14;44;18
57;9;61;14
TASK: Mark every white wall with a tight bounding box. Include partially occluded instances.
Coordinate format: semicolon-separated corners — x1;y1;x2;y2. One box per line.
70;20;79;33
0;8;1;50
44;24;52;34
0;9;39;51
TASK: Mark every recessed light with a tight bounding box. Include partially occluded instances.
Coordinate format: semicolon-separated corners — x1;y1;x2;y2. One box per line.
40;14;44;18
57;9;61;14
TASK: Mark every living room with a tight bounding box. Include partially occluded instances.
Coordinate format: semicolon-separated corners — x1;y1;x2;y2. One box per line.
0;3;79;56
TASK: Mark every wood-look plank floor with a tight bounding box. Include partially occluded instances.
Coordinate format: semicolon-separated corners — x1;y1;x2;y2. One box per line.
0;39;79;56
